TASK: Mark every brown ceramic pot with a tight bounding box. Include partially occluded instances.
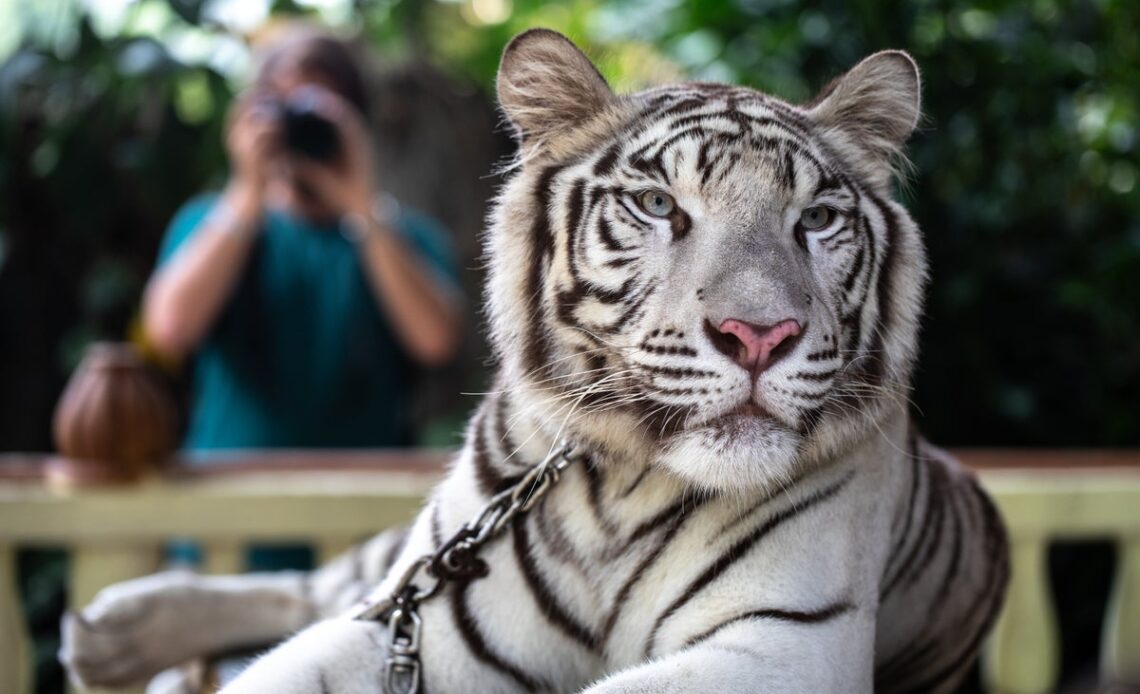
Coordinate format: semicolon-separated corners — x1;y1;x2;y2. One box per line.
49;342;179;485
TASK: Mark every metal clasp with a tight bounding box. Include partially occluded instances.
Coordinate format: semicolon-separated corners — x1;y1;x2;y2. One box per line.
384;605;422;694
357;440;582;694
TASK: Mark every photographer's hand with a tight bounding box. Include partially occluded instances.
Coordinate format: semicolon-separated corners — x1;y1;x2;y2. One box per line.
227;91;281;206
285;87;376;217
141;93;279;360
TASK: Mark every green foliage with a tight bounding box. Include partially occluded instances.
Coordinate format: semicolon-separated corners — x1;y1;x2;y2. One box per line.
0;10;230;449
1;0;1138;449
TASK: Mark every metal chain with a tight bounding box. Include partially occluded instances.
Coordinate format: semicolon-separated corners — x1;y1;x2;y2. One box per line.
350;441;581;694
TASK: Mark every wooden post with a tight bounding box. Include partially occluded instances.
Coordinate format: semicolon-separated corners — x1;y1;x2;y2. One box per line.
68;544;159;694
983;535;1059;694
202;541;244;575
0;544;32;694
317;537;356;566
1102;536;1140;684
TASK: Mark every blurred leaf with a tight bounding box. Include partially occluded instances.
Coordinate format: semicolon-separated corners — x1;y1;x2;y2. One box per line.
168;0;209;25
0;0;1138;454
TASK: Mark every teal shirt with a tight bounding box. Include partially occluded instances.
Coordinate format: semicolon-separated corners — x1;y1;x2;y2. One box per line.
159;195;458;451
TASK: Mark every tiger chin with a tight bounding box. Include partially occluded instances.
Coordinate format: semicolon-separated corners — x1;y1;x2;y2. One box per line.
61;29;1009;694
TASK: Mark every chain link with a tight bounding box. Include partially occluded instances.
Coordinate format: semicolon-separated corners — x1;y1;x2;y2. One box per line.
353;441;582;694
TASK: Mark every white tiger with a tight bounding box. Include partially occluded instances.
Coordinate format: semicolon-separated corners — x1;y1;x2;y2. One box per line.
62;29;1008;694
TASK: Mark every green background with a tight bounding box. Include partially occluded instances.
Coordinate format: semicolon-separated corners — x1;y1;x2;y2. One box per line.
2;0;1136;452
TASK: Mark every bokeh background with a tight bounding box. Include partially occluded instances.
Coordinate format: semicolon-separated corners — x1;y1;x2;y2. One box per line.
1;0;1137;691
2;0;1137;453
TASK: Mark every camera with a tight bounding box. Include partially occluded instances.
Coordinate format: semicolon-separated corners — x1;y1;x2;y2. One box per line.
274;92;341;162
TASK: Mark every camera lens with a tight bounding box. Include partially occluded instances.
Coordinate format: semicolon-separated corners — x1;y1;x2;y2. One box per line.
281;94;340;162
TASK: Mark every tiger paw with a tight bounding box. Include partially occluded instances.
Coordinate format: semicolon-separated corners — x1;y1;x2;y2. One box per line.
60;570;210;689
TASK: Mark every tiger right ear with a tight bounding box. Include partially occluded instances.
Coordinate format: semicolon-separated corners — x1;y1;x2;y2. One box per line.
497;29;615;146
808;50;921;188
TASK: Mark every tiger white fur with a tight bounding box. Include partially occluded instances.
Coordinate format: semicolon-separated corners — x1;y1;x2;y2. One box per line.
62;29;1008;694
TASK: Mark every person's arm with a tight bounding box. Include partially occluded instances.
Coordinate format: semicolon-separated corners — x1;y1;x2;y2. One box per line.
142;95;278;360
143;184;262;359
290;89;463;367
347;207;462;367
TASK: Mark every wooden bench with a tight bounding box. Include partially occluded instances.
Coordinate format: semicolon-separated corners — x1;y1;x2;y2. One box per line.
1;449;1138;694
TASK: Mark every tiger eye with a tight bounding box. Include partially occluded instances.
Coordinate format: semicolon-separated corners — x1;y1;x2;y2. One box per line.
800;206;834;231
638;190;676;218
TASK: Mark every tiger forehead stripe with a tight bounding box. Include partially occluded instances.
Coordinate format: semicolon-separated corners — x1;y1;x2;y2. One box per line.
595;99;851;201
628;88;814;135
521;162;567;377
626;116;813;166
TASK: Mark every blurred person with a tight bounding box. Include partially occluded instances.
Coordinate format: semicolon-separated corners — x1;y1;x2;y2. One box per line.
143;27;463;452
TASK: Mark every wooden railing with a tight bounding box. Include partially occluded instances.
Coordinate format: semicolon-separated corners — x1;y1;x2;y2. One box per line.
1;449;1138;694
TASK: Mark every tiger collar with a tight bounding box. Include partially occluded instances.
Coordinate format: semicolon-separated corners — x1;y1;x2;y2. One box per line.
349;440;585;694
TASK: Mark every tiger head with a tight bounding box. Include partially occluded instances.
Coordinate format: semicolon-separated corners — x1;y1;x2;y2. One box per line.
486;29;927;495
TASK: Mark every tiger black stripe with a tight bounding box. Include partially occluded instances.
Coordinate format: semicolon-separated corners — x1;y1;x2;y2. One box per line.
595;216;629;252
653;386;707;398
645;471;855;656
533;502;591;572
880;455;941;598
880;512;1003;690
627;153;669;180
892;524;1009;694
582;462;619;535
727;112;815;149
564;179;589;273
841;244;867;294
621;499;687;548
881;433;922;592
682;600;855;649
598;503;707;647
640;344;698;357
641;364;717;378
863;192;901;387
604;256;636;268
790;368;839;382
780;149;798;191
521;164;566;378
899;461;949;589
930;482;966;608
852;208;880;313
806;348;838;361
498;403;529;477
593;142;622;176
616;466;652;499
874;636;942;691
472;410;504;497
607;284;656;333
696;136;728;186
712;465;821;541
489;393;511;461
449;580;547;692
430;503;444;548
512;516;601;651
659;96;705;116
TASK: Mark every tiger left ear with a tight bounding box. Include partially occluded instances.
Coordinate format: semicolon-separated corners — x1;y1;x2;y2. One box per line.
497;29;615;147
808;50;921;187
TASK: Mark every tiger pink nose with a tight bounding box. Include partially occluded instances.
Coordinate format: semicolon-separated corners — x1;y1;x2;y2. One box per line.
714;318;803;375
